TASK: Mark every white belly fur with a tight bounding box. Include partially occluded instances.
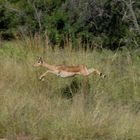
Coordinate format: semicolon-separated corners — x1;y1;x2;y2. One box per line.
58;71;76;77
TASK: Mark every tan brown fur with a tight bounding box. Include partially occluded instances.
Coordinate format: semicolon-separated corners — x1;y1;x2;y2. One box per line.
33;57;105;81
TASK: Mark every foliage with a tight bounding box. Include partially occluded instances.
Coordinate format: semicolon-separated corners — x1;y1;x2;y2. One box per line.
0;0;140;49
0;40;140;139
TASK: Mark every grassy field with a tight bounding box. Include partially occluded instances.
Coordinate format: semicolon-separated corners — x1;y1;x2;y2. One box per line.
0;40;140;140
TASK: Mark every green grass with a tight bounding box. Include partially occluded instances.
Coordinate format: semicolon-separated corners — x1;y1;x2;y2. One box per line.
0;40;140;140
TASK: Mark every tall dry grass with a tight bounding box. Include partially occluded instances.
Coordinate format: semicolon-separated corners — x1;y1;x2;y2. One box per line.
0;39;140;140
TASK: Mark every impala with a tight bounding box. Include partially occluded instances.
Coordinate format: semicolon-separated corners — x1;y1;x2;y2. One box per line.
33;57;106;81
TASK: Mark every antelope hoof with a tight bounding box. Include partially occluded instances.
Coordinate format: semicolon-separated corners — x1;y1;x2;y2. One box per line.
100;73;106;78
41;78;45;81
39;77;44;81
102;74;106;78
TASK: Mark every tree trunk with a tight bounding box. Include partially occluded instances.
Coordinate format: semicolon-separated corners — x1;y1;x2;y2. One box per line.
128;0;140;35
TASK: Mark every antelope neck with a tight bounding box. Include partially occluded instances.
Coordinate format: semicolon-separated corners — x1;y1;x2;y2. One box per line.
42;62;56;70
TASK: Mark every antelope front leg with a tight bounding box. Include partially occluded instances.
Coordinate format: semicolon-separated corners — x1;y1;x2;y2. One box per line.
39;71;49;81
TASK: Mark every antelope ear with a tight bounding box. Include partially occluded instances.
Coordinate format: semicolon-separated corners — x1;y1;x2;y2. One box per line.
38;56;43;63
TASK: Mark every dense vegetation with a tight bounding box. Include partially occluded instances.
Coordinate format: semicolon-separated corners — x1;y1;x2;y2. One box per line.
0;0;140;140
0;40;140;140
0;0;140;49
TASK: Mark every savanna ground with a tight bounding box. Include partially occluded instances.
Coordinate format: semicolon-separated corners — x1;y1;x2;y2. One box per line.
0;39;140;140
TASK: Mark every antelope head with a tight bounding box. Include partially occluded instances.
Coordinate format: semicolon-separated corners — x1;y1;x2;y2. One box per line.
33;57;44;67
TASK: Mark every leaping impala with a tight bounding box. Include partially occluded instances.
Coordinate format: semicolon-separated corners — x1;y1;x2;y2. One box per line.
33;57;106;81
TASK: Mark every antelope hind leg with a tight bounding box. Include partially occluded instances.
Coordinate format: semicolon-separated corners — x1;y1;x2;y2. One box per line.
87;68;106;78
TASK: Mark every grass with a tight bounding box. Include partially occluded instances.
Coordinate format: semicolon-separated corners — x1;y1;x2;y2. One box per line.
0;40;140;140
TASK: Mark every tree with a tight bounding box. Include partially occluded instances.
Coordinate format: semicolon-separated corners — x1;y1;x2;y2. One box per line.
0;0;139;49
123;0;140;35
